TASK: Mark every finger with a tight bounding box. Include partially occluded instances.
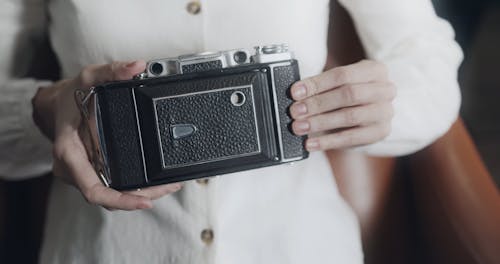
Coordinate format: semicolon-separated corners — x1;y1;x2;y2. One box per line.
292;103;394;136
78;60;146;88
124;183;183;200
290;60;388;100
55;133;152;210
290;82;396;119
52;154;76;186
304;123;391;151
85;184;153;211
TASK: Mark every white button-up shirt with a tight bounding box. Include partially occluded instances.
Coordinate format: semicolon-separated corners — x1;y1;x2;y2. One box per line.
0;0;462;263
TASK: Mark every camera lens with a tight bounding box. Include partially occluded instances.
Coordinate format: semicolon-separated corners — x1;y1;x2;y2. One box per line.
150;62;164;76
233;51;248;64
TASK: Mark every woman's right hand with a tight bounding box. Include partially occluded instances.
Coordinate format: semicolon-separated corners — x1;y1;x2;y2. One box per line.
32;61;182;210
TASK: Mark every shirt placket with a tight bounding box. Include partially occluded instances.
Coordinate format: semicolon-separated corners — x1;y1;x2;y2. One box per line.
185;0;207;51
182;1;215;264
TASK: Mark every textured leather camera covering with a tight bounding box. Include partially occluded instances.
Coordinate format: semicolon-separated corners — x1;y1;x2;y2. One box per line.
96;87;145;187
182;60;223;74
135;70;278;184
273;63;308;160
155;86;259;168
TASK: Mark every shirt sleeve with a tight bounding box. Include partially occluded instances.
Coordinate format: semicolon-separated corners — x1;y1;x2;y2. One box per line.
0;0;53;180
338;0;463;156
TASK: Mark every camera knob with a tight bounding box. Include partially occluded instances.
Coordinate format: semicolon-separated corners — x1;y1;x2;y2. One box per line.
261;44;289;54
252;43;294;63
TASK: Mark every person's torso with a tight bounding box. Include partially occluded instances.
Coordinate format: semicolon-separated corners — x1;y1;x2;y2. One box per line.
41;1;363;263
48;0;329;79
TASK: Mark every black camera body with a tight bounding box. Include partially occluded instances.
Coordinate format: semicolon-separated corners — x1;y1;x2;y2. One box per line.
87;44;308;190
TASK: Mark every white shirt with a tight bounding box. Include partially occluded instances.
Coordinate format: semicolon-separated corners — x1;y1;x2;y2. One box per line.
0;0;462;263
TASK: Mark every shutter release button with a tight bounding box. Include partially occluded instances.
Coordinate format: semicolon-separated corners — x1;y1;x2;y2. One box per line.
171;124;197;140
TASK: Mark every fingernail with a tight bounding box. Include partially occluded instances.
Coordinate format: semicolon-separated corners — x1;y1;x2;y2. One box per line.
306;139;320;151
293;120;310;135
291;103;308;117
292;84;307;100
125;61;137;68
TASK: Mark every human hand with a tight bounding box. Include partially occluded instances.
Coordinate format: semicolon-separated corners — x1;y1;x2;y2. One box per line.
32;61;182;210
290;60;396;151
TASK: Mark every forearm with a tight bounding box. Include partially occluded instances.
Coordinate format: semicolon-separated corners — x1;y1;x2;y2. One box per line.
0;79;53;180
32;80;71;142
0;0;59;179
339;0;463;156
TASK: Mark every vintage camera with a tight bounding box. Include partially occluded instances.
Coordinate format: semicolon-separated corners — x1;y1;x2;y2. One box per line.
77;44;308;190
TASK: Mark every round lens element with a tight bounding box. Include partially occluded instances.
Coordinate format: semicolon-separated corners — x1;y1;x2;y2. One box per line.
233;51;248;64
150;62;164;76
230;91;246;106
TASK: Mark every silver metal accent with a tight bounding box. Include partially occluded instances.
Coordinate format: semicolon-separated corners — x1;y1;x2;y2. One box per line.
179;51;221;61
97;171;110;187
75;88;95;119
224;49;250;67
171;124;197;139
230;91;246;106
152;85;261;169
94;100;111;187
134;44;292;79
252;43;294;64
133;72;147;80
146;59;181;77
261;43;289;54
139;49;250;79
75;87;111;187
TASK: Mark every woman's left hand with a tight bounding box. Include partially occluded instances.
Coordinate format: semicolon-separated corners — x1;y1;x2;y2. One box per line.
290;60;396;151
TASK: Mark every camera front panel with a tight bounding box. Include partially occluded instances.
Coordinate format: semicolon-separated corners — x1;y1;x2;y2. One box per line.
133;70;279;185
154;85;260;169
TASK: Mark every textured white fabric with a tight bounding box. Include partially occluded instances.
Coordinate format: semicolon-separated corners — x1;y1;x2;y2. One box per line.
340;0;463;156
0;0;53;180
0;0;462;263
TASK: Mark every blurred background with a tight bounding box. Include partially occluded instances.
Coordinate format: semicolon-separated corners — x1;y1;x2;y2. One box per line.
434;0;500;186
1;1;499;263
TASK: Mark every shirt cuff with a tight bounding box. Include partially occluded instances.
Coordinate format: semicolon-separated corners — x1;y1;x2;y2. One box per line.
0;79;53;180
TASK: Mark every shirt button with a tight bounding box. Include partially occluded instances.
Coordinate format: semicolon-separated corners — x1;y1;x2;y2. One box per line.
196;178;209;185
186;1;201;15
201;229;214;245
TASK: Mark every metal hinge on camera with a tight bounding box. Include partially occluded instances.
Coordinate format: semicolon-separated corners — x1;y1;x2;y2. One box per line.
75;87;95;118
75;87;111;187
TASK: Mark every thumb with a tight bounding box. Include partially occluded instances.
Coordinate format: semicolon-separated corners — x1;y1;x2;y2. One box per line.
110;60;147;81
78;60;146;88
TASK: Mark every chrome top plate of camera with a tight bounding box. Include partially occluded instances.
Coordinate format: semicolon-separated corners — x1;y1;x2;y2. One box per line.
136;44;294;79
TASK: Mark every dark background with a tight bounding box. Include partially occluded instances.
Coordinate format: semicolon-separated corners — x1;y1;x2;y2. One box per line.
433;0;500;187
1;1;499;263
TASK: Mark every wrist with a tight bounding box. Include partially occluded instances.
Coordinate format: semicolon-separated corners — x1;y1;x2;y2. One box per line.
31;80;67;141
